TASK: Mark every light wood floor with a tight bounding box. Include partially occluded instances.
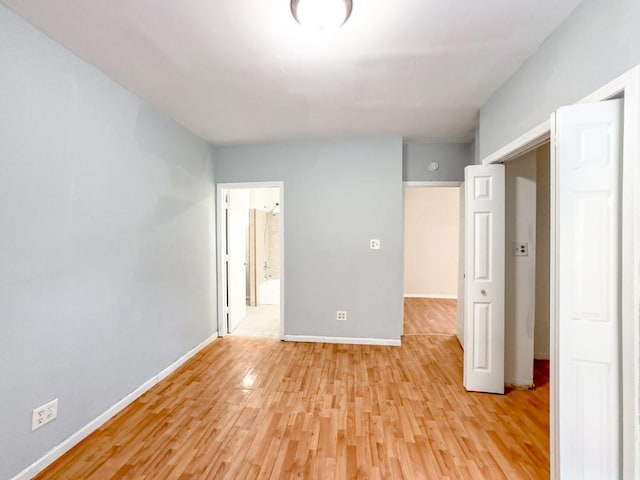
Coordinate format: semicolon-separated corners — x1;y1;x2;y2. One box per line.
404;297;458;335
36;333;549;479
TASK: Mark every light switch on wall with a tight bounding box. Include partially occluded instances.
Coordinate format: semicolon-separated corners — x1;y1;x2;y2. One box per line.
370;239;381;250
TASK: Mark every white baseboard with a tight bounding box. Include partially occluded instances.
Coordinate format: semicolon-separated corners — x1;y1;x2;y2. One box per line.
283;335;400;346
404;294;458;300
534;352;550;360
10;333;218;480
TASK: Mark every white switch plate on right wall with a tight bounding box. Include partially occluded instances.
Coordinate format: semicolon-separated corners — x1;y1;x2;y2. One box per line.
370;239;381;250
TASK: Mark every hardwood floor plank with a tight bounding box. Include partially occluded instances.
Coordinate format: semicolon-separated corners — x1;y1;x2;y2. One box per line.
403;297;458;335
36;335;549;480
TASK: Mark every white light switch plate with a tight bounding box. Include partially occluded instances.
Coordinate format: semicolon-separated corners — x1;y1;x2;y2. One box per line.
369;239;381;250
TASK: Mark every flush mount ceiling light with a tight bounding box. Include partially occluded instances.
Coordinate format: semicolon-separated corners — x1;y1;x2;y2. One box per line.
291;0;353;31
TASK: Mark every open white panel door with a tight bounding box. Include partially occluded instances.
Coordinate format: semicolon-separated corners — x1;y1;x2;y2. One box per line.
555;99;622;478
463;164;505;394
227;189;249;333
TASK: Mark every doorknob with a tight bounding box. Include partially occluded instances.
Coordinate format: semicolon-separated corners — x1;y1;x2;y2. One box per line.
480;289;487;296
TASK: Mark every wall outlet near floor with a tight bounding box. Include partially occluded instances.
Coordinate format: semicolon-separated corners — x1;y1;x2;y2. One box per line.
32;398;58;431
369;239;381;250
336;310;347;321
514;243;529;256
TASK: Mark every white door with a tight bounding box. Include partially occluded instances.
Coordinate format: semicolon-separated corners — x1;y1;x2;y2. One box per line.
227;189;249;333
555;99;622;478
463;164;505;394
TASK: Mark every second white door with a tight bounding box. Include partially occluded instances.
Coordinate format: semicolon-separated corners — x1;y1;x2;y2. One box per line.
463;164;506;394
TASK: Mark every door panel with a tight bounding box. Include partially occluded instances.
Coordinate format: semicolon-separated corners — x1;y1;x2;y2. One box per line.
555;99;622;478
227;189;249;333
463;164;505;394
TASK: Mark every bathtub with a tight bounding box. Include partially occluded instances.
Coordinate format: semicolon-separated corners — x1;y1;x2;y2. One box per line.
259;279;280;305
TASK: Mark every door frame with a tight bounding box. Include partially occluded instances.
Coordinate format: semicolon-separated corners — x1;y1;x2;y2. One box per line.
481;65;640;478
401;180;463;336
216;182;285;339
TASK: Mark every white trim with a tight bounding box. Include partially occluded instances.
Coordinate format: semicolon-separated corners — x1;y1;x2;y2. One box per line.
403;181;462;187
478;64;640;479
404;294;457;300
217;181;284;190
278;187;285;339
579;68;629;103
283;335;401;346
482;120;551;165
549;110;559;480
10;334;218;480
620;66;640;480
404;332;458;338
216;186;226;337
216;182;285;340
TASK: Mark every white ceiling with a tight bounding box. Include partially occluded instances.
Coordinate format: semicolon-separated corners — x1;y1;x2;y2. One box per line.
2;0;582;145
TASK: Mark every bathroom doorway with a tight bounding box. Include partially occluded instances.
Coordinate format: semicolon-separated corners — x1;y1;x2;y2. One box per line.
217;183;283;339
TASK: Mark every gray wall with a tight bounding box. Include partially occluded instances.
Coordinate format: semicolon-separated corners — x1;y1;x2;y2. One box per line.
403;143;470;182
505;151;537;387
471;127;481;165
215;138;404;341
0;5;216;479
479;0;640;159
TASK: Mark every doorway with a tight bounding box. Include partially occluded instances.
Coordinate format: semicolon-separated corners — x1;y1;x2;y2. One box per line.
403;185;461;337
218;183;284;339
502;143;551;389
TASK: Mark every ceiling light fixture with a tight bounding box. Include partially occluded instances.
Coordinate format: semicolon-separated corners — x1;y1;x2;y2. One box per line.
291;0;353;31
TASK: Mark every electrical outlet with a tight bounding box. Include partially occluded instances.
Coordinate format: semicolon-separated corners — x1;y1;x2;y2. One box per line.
369;239;381;250
32;398;58;431
336;310;347;321
514;243;529;256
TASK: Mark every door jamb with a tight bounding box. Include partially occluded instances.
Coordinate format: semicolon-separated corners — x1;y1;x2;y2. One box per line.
479;65;640;479
401;180;464;336
216;182;285;339
403;181;463;188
